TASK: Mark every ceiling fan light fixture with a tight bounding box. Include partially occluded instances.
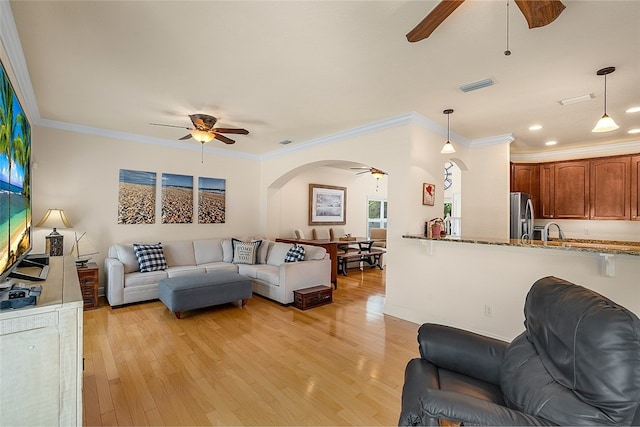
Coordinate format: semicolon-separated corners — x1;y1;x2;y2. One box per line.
191;129;214;143
441;109;456;154
592;66;619;133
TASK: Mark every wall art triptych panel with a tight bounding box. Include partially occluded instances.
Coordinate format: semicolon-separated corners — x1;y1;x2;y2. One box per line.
118;169;156;224
198;177;226;224
118;170;226;225
161;173;193;224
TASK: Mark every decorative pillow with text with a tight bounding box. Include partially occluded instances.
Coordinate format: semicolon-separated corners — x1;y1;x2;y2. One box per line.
232;238;262;265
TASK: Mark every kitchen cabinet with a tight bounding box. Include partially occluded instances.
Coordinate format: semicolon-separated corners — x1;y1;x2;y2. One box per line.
511;163;540;217
632;155;640;221
590;156;630;220
539;163;555;218
554;160;589;219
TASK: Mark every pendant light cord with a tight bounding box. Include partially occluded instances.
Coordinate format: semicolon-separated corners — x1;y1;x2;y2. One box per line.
603;74;608;115
505;0;511;56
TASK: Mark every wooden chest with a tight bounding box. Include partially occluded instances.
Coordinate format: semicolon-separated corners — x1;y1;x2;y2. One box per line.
293;285;333;310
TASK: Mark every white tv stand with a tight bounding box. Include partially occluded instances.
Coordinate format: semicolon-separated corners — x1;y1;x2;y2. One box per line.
0;256;83;425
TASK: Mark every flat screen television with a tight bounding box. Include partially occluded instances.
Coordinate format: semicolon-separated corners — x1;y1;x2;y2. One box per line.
0;57;40;285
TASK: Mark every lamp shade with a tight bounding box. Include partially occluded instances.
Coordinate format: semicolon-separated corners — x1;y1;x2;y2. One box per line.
191;129;214;143
592;114;619;133
35;209;73;231
440;141;456;154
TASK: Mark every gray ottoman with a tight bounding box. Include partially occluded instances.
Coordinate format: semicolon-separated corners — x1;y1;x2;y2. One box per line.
158;271;252;318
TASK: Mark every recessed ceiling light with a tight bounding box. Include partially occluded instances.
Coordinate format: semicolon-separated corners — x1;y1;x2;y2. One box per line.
558;93;594;106
628;129;640;134
545;141;558;146
626;107;640;113
529;124;542;131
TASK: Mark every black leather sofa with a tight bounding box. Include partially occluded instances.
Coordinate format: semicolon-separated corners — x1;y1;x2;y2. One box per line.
399;276;640;426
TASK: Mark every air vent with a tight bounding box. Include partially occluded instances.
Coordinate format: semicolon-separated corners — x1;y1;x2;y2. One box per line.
278;139;292;145
459;78;495;93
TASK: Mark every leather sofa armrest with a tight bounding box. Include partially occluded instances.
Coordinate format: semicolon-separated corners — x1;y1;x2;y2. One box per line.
409;388;554;426
104;257;125;306
417;323;508;385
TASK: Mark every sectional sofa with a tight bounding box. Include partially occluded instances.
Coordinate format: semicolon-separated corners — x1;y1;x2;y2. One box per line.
104;238;331;306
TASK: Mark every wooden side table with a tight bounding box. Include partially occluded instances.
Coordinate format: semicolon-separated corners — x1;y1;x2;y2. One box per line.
77;262;99;310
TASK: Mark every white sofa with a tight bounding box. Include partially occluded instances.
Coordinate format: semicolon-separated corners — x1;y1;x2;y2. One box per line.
104;238;331;306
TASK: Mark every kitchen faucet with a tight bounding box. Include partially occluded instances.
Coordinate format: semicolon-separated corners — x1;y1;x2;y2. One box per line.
542;222;566;242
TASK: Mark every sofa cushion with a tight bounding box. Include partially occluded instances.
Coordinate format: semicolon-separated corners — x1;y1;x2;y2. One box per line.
163;240;196;267
114;243;139;273
237;263;274;279
193;239;224;265
232;238;262;264
133;243;167;272
256;266;279;286
201;262;238;274
266;242;293;266
124;269;168;288
301;244;326;260
256;239;271;264
166;266;207;277
222;239;233;263
284;244;305;262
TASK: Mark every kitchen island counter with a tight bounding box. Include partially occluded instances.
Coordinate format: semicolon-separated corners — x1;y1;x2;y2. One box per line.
402;234;640;257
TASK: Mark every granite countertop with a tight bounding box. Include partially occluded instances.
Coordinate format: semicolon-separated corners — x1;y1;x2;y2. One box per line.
402;234;640;256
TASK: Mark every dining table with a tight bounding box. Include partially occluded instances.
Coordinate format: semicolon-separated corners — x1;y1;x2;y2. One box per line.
275;237;385;287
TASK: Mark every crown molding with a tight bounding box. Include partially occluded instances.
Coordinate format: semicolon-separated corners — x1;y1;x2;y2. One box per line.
39;118;260;161
261;112;417;160
471;133;515;147
0;0;40;121
510;140;640;163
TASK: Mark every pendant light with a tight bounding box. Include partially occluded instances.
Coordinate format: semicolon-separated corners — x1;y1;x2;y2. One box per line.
592;66;619;133
441;109;455;154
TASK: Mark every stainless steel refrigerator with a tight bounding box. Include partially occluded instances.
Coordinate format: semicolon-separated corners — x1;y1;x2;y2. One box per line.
510;192;534;240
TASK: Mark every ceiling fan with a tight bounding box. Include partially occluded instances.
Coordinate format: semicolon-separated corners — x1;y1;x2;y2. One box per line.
150;114;249;145
351;166;388;177
406;0;565;42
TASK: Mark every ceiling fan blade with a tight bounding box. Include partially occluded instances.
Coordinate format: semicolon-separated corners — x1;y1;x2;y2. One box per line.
356;171;369;175
189;114;217;131
514;0;565;29
178;134;192;141
150;122;191;130
406;0;465;42
212;128;249;135
214;133;235;145
350;166;371;170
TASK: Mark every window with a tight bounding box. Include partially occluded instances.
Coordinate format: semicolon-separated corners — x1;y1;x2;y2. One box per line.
367;197;387;236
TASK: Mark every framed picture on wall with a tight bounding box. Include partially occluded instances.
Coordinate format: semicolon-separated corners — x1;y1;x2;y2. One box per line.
309;184;346;225
423;183;435;206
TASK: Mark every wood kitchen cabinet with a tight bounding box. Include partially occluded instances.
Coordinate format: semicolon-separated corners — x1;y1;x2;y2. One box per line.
553;160;589;219
511;163;540;217
539;163;555;218
632;155;640;221
590;156;630;220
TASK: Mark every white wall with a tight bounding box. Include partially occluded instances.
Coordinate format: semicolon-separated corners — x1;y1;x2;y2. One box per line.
31;126;261;273
273;167;387;240
385;239;640;341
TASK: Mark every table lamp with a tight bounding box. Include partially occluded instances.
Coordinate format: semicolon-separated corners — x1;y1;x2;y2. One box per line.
35;209;72;256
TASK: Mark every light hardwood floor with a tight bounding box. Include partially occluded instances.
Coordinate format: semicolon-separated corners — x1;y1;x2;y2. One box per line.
82;268;420;426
